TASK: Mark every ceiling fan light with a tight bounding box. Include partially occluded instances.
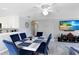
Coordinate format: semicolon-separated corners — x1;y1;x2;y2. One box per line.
42;10;48;16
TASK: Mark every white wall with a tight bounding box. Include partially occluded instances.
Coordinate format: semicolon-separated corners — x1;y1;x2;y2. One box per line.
19;16;32;37
37;19;53;37
0;16;19;28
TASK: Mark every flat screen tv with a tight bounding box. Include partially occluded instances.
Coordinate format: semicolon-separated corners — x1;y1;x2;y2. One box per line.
59;20;79;31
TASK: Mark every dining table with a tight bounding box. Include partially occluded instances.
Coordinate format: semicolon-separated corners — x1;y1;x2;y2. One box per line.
15;36;46;52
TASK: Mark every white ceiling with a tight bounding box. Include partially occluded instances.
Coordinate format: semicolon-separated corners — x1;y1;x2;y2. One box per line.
0;3;38;16
0;3;79;19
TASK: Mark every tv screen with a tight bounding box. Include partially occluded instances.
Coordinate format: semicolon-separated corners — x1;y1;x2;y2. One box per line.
59;20;79;31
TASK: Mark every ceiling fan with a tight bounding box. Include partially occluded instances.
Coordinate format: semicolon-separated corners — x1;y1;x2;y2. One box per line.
35;3;56;16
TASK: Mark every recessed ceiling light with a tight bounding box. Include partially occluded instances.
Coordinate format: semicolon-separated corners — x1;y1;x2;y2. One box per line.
2;8;8;10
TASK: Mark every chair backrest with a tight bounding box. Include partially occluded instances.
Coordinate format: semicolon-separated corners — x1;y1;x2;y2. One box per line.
46;33;52;46
3;40;19;55
69;47;77;55
36;32;43;37
20;33;27;40
10;34;20;42
71;47;79;53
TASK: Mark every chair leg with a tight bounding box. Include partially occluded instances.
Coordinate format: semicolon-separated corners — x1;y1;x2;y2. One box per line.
35;52;40;55
31;51;37;55
47;46;49;50
44;50;48;55
44;47;48;55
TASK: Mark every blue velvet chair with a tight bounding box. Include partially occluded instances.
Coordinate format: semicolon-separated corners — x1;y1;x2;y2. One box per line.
19;33;27;40
9;34;34;55
70;47;79;54
36;33;52;55
10;34;20;42
68;47;77;55
36;32;43;37
3;40;19;55
3;40;34;55
65;46;79;55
